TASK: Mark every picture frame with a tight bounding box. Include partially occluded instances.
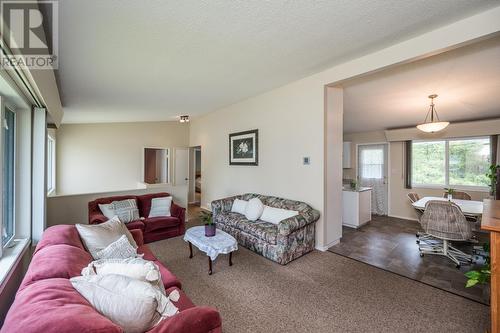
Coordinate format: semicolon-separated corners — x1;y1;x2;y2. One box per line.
229;129;258;166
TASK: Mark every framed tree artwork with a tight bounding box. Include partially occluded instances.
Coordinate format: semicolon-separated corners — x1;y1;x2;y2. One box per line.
229;129;258;166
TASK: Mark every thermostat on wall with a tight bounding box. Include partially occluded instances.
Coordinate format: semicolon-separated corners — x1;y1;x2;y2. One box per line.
303;157;310;165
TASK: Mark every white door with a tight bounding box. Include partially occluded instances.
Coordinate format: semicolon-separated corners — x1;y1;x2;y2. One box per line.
174;148;189;186
357;144;388;216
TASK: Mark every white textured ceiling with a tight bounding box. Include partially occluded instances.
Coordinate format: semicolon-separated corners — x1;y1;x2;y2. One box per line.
342;36;500;133
56;0;499;123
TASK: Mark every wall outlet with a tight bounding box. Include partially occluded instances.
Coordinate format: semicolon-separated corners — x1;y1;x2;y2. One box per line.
303;157;310;165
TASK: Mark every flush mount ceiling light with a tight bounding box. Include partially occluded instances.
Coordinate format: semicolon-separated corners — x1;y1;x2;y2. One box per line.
416;94;449;133
179;115;189;123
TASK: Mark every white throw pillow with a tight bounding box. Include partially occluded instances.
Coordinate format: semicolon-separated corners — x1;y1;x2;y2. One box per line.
94;235;137;260
111;199;140;223
76;216;137;259
148;197;172;218
260;206;299;225
82;257;165;295
70;274;178;333
231;199;248;215
244;198;264;221
99;203;115;219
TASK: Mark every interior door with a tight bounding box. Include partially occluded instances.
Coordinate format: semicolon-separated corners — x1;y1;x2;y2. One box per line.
357;144;388;216
174;148;189;186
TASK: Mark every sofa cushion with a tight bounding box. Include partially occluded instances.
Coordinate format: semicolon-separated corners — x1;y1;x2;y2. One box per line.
70;274;178;333
94;234;138;260
76;216;138;258
215;212;278;245
2;278;122;333
144;216;180;232
111;199;140;223
149;197;173;218
20;245;92;290
125;219;146;231
137;192;171;218
34;225;85;254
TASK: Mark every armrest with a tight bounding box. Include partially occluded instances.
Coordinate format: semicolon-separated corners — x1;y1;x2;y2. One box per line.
130;229;144;246
171;203;186;222
211;195;241;216
277;209;320;236
89;213;107;225
148;306;222;333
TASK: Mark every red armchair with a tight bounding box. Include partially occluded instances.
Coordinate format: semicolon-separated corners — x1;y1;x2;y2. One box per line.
88;192;185;243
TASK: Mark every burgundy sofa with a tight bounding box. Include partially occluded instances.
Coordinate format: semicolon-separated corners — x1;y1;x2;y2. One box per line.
88;192;185;243
1;225;222;333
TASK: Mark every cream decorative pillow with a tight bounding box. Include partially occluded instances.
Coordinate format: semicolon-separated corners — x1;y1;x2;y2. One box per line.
244;198;264;221
260;206;299;225
70;274;178;333
148;197;172;218
231;199;248;215
98;203;115;219
82;257;165;294
111;199;140;223
76;216;137;259
94;235;137;260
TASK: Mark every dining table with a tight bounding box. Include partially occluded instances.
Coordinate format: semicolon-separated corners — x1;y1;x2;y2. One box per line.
412;196;484;217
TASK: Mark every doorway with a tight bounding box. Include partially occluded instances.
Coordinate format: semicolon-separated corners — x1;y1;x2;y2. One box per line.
357;143;388;216
188;146;202;221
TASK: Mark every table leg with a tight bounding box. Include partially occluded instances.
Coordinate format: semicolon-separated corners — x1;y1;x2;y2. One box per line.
229;252;233;266
208;257;213;275
188;242;193;259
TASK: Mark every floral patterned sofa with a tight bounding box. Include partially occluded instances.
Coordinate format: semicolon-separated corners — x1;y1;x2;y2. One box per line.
211;194;320;265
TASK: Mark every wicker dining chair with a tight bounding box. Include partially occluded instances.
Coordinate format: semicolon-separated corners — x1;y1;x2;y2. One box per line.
418;200;473;268
442;191;472;200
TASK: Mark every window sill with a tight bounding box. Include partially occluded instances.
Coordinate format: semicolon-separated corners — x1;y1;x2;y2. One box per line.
0;238;30;294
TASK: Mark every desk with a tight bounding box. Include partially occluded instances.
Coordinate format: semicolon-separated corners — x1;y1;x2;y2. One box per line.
412;196;483;216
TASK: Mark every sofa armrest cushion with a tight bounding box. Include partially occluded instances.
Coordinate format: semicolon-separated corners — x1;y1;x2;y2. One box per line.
148;306;222;333
89;213;108;225
170;203;185;220
130;229;144;247
277;209;320;236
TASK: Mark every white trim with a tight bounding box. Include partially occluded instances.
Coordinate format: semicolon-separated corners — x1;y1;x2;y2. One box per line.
0;238;29;294
388;214;419;222
316;238;340;252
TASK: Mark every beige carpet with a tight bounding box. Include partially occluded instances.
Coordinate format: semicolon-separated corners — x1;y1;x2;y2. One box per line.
149;233;490;333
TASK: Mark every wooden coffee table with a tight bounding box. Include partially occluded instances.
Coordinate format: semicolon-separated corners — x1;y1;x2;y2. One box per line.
183;226;238;275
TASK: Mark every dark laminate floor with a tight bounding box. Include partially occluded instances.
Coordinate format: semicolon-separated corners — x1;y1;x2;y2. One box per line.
328;215;490;305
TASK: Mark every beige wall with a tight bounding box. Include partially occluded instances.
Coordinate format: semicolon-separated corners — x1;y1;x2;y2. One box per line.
188;9;500;250
56;121;189;195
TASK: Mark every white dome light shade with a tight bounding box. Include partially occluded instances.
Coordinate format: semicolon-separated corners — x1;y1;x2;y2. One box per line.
416;121;449;133
416;94;449;133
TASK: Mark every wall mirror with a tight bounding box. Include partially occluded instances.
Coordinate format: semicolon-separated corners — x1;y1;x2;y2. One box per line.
143;148;170;184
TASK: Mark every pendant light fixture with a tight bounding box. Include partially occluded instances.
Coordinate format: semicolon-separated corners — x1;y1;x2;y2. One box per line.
416;94;449;133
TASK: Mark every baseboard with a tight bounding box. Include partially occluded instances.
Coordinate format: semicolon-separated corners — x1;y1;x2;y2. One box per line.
316;238;340;252
387;214;418;222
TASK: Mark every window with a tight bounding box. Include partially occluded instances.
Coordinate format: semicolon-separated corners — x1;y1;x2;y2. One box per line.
47;134;56;194
358;145;385;179
2;108;16;247
412;137;490;189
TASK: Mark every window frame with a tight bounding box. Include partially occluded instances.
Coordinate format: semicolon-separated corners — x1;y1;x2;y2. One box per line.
2;106;17;249
46;133;56;195
411;136;491;192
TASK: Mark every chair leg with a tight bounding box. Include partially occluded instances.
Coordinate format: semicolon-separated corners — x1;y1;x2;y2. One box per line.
419;239;473;268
